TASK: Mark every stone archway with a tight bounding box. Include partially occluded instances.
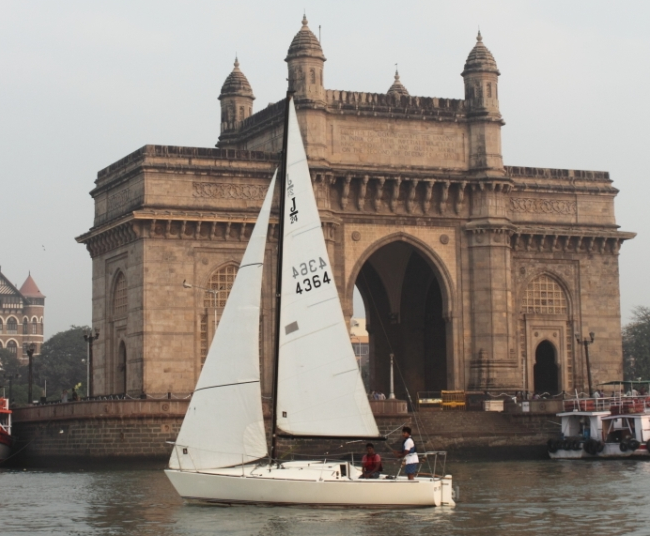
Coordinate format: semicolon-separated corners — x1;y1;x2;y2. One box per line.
354;240;450;402
534;340;558;395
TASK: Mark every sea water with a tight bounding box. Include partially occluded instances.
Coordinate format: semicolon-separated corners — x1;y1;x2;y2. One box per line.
1;459;649;536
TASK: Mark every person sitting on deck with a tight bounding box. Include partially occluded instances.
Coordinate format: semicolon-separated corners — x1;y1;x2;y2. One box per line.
359;443;383;479
394;426;419;480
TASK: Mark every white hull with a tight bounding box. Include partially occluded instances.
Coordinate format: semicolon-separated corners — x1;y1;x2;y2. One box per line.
550;444;649;459
165;461;454;508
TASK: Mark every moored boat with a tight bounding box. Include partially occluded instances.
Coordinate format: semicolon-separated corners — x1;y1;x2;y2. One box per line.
0;397;12;462
547;394;650;459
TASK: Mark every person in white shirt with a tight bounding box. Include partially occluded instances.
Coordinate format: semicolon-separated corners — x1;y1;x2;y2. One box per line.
394;426;419;480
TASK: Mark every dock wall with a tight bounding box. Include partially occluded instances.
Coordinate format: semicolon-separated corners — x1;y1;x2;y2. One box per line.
9;400;560;462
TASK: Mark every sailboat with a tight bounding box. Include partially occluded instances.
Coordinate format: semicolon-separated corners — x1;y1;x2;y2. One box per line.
165;95;455;507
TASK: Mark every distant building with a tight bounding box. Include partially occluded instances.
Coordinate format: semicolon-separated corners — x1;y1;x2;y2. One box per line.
351;318;370;391
0;268;45;361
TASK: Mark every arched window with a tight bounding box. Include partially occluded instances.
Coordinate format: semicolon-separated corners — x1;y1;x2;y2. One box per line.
113;272;127;318
32;318;38;334
23;318;28;334
521;275;568;315
7;317;17;334
0;318;3;333
199;264;238;363
7;340;17;354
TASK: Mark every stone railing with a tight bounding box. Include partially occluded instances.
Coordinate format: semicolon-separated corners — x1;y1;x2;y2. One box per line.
97;145;279;182
325;89;465;113
505;165;611;182
12;398;189;423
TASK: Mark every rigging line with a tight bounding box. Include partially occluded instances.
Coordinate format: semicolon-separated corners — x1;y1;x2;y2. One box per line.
359;268;435;473
307;296;337;308
238;262;263;269
290;224;322;238
194;380;259;393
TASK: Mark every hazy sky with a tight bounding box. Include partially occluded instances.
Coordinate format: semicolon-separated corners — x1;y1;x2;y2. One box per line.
1;1;649;338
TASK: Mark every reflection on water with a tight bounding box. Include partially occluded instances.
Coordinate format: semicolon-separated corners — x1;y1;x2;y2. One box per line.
1;459;649;536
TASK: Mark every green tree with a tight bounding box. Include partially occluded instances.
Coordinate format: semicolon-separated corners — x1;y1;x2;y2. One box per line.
0;348;33;406
622;306;650;380
34;325;90;400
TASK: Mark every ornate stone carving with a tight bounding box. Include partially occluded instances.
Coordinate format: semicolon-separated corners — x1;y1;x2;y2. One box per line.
406;178;419;213
373;177;385;212
340;174;352;210
509;197;577;215
423;180;434;214
389;177;402;213
439;181;450;214
192;182;268;200
358;175;369;211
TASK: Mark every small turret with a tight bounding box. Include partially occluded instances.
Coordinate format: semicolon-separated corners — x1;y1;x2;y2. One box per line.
461;32;504;171
219;57;255;133
387;69;409;97
462;31;501;117
285;15;326;102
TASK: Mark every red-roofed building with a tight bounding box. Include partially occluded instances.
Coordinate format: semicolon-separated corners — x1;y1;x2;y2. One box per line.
0;267;45;361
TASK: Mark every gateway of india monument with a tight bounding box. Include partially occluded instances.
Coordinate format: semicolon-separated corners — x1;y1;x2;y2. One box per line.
77;17;634;402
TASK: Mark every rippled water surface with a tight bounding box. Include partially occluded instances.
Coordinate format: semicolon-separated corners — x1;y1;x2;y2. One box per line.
2;459;649;536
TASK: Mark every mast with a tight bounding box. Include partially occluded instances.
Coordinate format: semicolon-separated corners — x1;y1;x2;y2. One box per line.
270;91;293;460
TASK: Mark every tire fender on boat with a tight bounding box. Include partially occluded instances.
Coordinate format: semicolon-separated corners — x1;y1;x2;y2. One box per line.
620;441;628;452
547;439;558;453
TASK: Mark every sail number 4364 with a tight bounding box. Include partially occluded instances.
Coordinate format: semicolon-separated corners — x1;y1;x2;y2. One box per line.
292;257;331;294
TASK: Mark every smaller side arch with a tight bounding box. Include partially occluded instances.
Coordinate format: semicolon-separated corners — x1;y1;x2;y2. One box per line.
519;271;573;317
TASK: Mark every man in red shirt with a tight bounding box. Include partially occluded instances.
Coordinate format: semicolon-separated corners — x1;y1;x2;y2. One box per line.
360;443;383;478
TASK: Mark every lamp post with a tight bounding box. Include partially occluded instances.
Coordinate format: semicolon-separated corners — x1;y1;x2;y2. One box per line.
576;332;596;396
182;280;227;334
1;373;19;408
388;353;396;400
83;328;100;398
26;343;36;405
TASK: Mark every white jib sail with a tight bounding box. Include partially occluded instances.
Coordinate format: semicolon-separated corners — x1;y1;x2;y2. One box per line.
169;172;276;471
277;100;379;438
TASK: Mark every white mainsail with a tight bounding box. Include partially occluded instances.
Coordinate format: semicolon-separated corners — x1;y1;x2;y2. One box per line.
276;100;379;438
169;172;277;471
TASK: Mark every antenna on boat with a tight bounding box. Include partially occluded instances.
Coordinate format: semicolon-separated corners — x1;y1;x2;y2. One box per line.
270;90;294;461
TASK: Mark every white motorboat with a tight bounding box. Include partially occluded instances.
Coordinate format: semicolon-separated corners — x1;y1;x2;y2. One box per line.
548;396;650;459
165;95;454;507
598;412;650;458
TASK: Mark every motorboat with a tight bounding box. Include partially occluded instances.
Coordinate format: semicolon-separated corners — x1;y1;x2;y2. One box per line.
547;394;650;459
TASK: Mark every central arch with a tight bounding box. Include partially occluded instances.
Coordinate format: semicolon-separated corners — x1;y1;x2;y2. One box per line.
352;237;452;402
534;340;558;395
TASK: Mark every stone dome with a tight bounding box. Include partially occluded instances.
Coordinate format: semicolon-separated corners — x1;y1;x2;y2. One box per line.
387;69;409;96
285;15;326;61
219;58;255;99
462;31;499;75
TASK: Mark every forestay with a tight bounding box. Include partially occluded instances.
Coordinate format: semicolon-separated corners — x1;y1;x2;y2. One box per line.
276;100;379;438
169;172;276;471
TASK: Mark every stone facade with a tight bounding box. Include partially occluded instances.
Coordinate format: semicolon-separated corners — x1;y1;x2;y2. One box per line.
76;19;633;400
0;268;45;361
